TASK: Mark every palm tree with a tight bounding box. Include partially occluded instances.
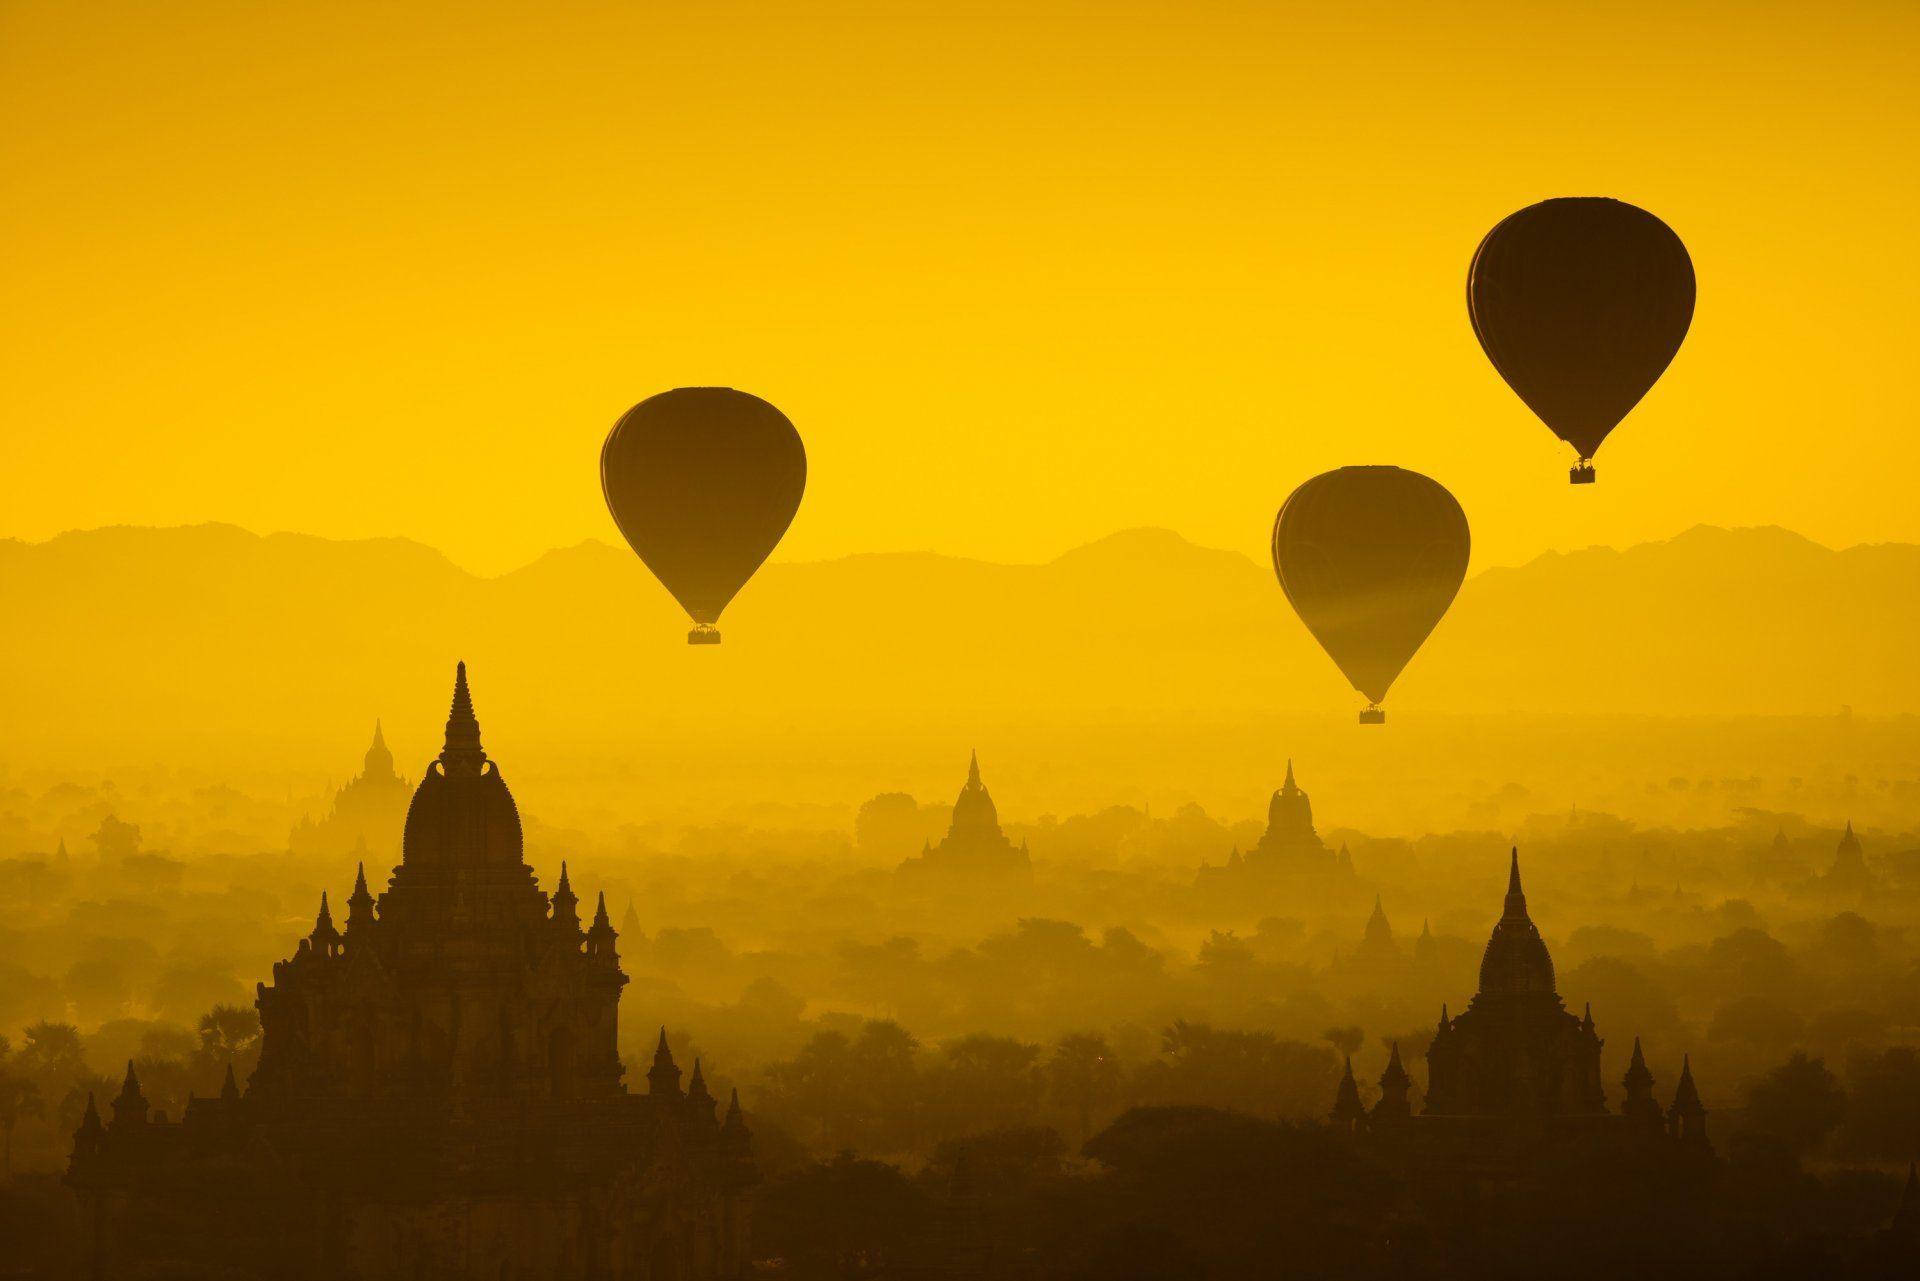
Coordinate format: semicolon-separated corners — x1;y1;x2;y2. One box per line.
1047;1032;1122;1145
197;1004;262;1059
195;1004;263;1089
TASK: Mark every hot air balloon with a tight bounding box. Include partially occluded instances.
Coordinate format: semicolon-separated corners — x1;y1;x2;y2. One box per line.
1468;197;1694;483
601;388;806;644
1272;467;1469;724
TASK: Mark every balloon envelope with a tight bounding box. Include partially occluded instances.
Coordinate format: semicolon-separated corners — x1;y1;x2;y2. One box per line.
601;388;806;639
1468;197;1694;467
1272;467;1470;711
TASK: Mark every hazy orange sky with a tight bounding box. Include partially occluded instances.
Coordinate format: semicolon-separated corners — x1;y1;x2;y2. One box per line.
3;0;1914;574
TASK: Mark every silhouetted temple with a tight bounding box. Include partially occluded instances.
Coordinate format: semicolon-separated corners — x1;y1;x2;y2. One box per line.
1346;894;1407;982
1253;760;1324;864
1820;819;1875;898
69;664;756;1279
290;719;412;861
1333;850;1710;1177
1196;761;1351;893
895;751;1031;881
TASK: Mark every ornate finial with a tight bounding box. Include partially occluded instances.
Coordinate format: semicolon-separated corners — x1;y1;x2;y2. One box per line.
440;661;485;773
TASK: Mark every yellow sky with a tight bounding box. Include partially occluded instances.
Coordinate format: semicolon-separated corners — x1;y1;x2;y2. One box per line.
2;0;1914;574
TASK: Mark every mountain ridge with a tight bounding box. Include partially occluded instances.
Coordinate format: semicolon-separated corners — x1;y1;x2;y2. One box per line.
2;522;1914;753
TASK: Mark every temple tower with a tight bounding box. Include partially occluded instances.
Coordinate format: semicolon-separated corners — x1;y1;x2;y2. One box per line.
1423;850;1606;1117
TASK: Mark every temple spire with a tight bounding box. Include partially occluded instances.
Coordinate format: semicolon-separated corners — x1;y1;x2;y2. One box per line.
1375;1042;1412;1121
364;718;394;779
552;861;581;933
311;891;342;955
1626;1037;1652;1083
586;889;618;961
649;1027;682;1096
220;1063;240;1103
1668;1053;1709;1147
967;749;981;788
721;1086;751;1147
688;1057;716;1119
77;1091;103;1138
440;661;485;773
347;861;375;935
1503;847;1529;919
1619;1035;1661;1129
1331;1055;1364;1130
112;1060;149;1127
1284;758;1296;790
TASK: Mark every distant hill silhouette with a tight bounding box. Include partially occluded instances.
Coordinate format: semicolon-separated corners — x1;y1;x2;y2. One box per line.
1;523;1910;761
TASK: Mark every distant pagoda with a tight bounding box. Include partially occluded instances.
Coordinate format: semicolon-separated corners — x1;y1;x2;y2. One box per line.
289;719;411;862
1820;820;1875;898
895;751;1032;882
1196;761;1351;894
1253;760;1324;864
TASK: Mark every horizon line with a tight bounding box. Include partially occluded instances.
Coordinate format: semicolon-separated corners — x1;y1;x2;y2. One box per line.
0;517;1857;582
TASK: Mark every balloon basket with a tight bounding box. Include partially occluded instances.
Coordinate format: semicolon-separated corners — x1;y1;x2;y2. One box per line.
1359;706;1386;725
1569;461;1596;485
687;625;722;646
